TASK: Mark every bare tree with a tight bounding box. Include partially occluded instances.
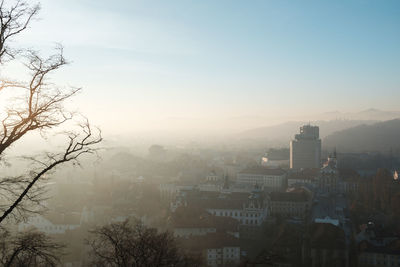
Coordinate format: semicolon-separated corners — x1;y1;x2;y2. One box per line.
87;220;202;267
0;229;64;267
0;0;40;62
0;0;102;224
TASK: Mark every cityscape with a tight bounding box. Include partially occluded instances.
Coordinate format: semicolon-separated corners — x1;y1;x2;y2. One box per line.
4;122;400;266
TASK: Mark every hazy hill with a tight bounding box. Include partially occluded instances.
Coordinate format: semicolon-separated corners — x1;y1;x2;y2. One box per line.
237;120;377;146
314;108;400;121
323;119;400;153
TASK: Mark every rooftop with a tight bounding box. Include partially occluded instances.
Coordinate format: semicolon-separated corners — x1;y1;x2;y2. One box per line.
179;233;240;250
239;166;286;176
288;168;320;180
309;223;345;250
270;191;309;202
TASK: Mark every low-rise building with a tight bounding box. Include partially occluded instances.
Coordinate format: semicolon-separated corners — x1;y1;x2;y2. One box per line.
268;188;312;219
170;207;239;238
237;166;287;190
171;189;268;227
179;233;240;267
338;168;360;194
319;155;339;193
356;222;400;267
206;171;220;183
18;212;81;234
287;168;319;187
302;223;348;267
205;192;267;227
358;245;400;267
311;194;348;228
159;182;195;200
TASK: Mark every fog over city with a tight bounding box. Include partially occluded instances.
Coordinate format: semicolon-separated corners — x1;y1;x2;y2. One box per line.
0;1;400;267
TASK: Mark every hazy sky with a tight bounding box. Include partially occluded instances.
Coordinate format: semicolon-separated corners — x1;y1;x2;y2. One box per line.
14;0;400;134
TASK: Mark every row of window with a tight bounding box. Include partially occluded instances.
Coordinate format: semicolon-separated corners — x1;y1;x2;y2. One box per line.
271;202;307;206
22;224;71;231
360;256;400;266
238;177;283;184
272;207;305;213
361;253;400;260
240;219;259;225
208;254;238;259
213;210;260;218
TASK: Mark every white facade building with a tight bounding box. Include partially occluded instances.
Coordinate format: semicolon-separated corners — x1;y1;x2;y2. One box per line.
206;205;266;226
237;166;287;190
205;193;268;226
174;227;217;238
18;213;80;234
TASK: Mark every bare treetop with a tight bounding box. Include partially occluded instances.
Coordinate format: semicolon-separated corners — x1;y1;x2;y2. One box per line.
0;0;102;224
0;0;40;62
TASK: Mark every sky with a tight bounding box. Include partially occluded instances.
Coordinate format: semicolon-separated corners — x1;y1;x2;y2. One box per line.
10;0;400;135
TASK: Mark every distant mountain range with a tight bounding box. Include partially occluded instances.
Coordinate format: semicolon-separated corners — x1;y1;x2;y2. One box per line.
323;119;400;153
313;108;400;121
236;109;400;148
237;120;378;145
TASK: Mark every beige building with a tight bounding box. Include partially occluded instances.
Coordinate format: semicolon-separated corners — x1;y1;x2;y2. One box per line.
290;125;321;169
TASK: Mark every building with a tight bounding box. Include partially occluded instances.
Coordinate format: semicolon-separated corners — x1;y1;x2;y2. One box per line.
358;248;400;267
173;221;217;238
290;125;321;169
311;194;348;228
18;212;81;234
171;189;268;227
356;222;400;267
287;168;320;187
237;166;287;190
358;244;400;267
302;223;348;267
268;187;312;219
205;193;267;227
206;171;220;182
198;171;223;192
179;233;240;267
148;144;167;161
338;168;360;194
159;182;195;201
319;152;339;192
170;207;239;238
261;153;289;168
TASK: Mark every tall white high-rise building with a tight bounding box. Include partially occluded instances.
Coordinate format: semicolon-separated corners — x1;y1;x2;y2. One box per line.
290;125;321;169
